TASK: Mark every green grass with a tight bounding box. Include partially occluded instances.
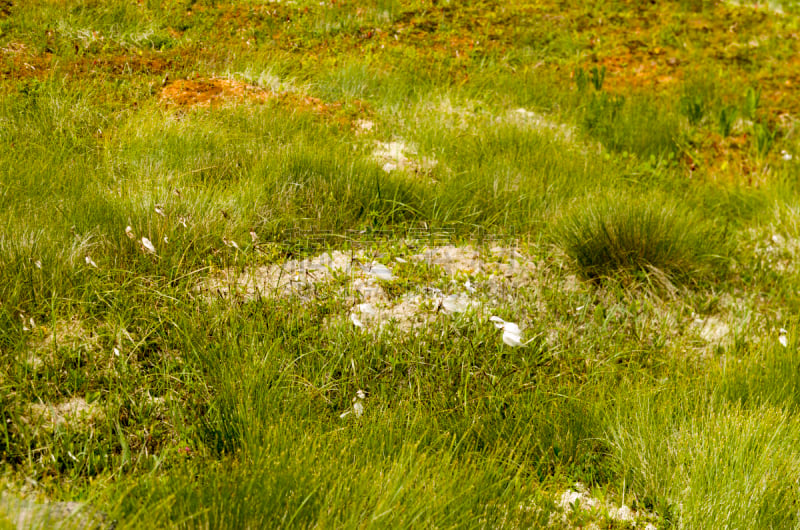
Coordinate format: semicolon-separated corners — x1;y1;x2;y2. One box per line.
1;0;800;528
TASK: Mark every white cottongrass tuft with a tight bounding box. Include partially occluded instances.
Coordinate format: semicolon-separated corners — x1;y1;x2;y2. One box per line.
490;316;530;347
141;237;157;255
780;328;789;348
19;313;34;331
350;312;364;328
350;303;376;329
340;389;366;418
442;293;469;314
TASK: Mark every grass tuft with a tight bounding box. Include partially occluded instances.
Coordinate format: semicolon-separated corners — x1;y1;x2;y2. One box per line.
556;192;726;287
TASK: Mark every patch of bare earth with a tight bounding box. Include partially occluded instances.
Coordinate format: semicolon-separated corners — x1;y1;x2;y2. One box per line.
199;244;543;334
371;140;438;177
551;483;658;529
26;397;104;433
0;491;111;530
23;317;99;370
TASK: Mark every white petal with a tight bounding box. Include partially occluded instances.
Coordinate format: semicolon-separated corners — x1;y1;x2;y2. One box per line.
780;335;789;348
350;312;364;328
464;279;475;293
85;255;98;268
155;206;166;218
339;410;352;419
355;389;366;399
503;322;521;335
163;236;169;244
395;256;407;263
353;401;364;417
141;237;156;254
250;231;259;243
125;226;135;239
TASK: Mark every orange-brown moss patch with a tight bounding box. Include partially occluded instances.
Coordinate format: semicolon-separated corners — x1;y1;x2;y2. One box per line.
159;77;275;108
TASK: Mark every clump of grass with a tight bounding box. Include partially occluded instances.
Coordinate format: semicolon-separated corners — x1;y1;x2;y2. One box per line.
556;193;725;287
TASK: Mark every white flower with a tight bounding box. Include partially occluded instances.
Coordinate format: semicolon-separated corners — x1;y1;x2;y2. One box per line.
781;150;792;161
154;206;166;218
141;237;156;255
85;255;98;268
113;347;120;357
464;279;476;293
249;230;259;243
780;328;789;348
490;316;528;347
368;262;394;281
178;217;188;228
163;236;169;244
125;226;135;239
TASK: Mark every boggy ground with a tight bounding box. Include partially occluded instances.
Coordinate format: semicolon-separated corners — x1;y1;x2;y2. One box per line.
1;0;800;528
